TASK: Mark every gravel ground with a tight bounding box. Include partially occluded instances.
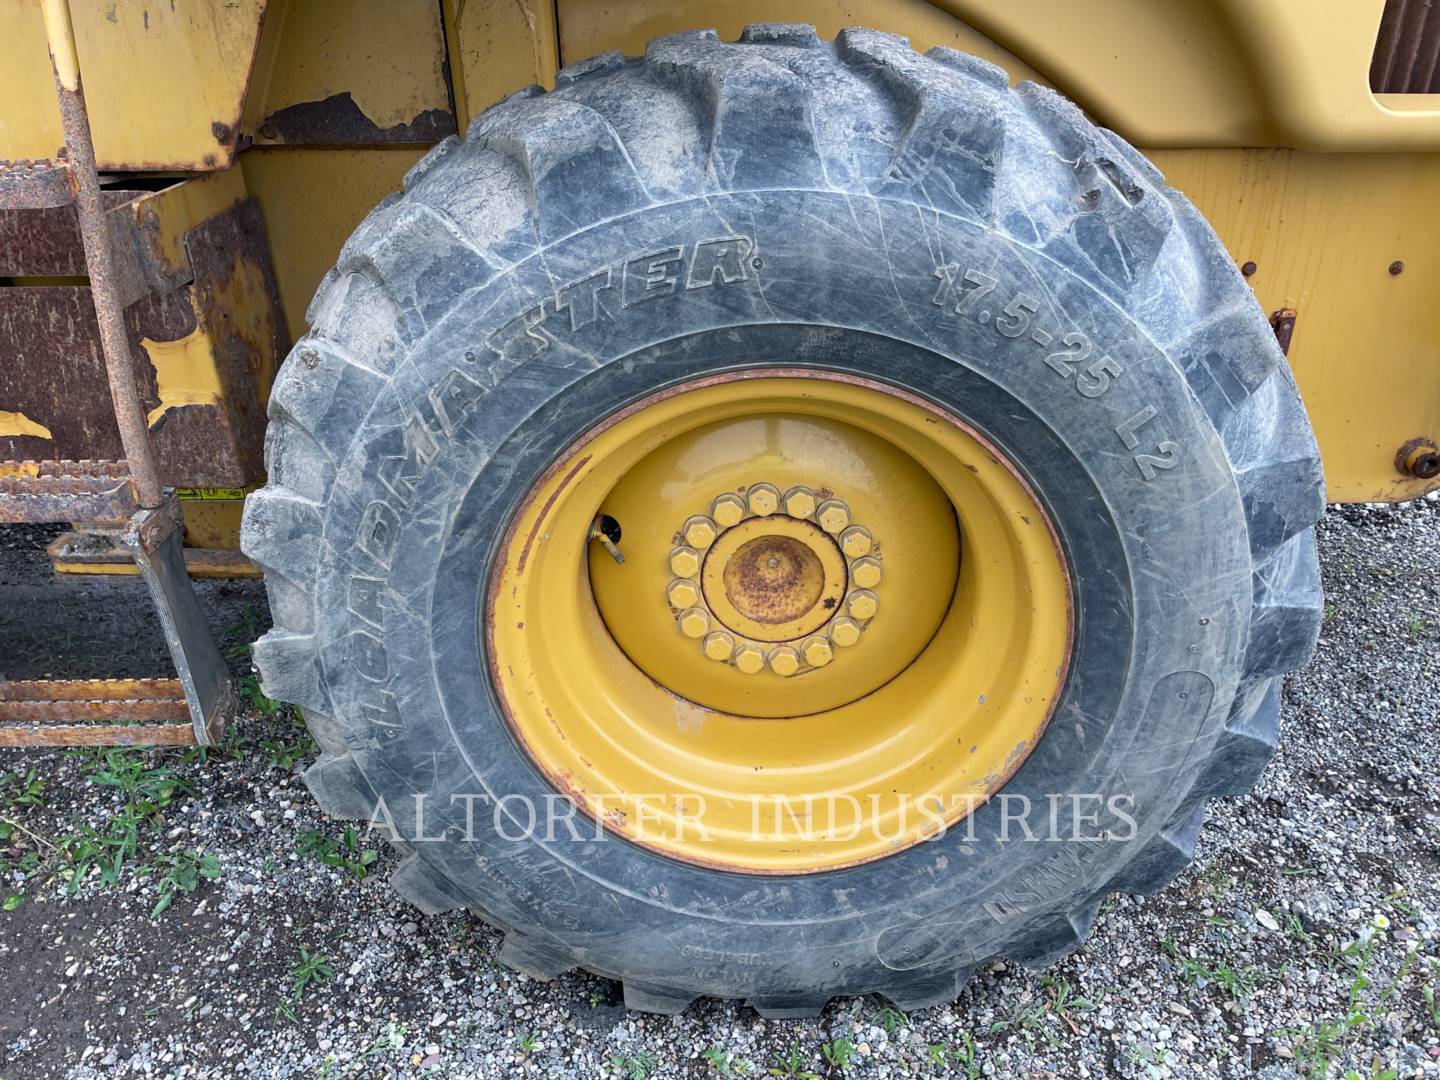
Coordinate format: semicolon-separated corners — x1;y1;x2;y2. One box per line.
1;496;1438;1080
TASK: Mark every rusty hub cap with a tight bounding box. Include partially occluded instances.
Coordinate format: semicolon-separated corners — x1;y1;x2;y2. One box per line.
667;487;880;673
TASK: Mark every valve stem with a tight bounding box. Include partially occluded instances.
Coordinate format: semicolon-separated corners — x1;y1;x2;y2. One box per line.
589;514;625;564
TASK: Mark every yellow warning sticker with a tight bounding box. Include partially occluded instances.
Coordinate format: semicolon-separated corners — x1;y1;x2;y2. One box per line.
176;487;248;501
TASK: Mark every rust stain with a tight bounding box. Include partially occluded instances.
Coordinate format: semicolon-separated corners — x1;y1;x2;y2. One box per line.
722;535;824;624
515;453;592;576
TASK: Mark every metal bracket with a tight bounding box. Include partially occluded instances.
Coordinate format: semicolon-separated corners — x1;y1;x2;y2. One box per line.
123;499;236;745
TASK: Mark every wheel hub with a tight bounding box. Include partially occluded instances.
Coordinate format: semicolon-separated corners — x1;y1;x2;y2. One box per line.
665;489;881;675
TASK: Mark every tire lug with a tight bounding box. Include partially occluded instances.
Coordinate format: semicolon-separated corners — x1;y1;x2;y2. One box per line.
846;589;879;621
668;545;700;578
711;493;747;528
850;556;883;589
802;636;833;667
829;616;861;646
704;630;735;661
746;483;781;516
683;515;718;549
782;485;817;518
677;607;710;638
816;499;851;534
666;578;700;609
734;642;765;674
767;645;800;676
840;525;872;558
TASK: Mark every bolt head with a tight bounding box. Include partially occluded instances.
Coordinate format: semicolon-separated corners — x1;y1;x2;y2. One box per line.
840;525;873;558
847;589;879;621
711;493;746;528
801;636;833;667
850;556;883;589
747;483;780;516
816;499;851;534
668;546;700;578
666;578;700;609
734;643;765;674
683;515;717;549
783;485;817;518
677;607;710;638
767;645;800;677
703;630;735;661
829;616;861;647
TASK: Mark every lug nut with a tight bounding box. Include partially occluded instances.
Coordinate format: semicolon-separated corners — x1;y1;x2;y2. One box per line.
677;607;710;638
767;645;800;676
850;556;883;589
847;589;879;620
666;578;700;609
734;642;765;674
840;525;873;558
829;616;861;647
746;483;781;516
704;630;735;661
801;636;833;667
683;515;718;549
783;485;817;518
816;499;850;534
711;492;746;528
669;545;700;578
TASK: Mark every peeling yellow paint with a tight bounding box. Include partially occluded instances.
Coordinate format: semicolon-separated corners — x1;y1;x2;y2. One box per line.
0;410;54;441
142;328;224;428
142;252;275;428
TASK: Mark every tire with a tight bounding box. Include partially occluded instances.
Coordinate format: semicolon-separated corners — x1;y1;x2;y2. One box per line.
241;25;1324;1015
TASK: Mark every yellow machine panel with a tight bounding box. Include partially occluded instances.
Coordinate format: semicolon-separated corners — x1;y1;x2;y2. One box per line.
0;0;272;170
1;0;1437;506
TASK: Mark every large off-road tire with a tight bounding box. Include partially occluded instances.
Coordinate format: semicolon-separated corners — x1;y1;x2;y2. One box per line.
242;26;1324;1015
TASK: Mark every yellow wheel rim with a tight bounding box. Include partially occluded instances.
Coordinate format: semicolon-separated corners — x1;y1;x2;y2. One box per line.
488;372;1072;872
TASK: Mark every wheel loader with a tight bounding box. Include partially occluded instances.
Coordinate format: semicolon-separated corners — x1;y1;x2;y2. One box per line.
0;0;1436;1015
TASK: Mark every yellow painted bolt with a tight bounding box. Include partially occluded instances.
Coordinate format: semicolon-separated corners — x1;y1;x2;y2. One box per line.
711;492;746;528
704;630;735;661
783;485;817;519
734;642;765;674
677;607;710;638
746;483;780;516
816;499;851;534
666;578;700;609
683;515;717;549
851;556;883;589
767;645;800;676
847;589;879;620
669;545;700;578
829;616;861;647
802;636;833;667
840;525;873;558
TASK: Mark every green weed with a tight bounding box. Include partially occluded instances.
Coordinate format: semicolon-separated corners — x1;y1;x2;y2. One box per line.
145;848;220;917
297;827;378;881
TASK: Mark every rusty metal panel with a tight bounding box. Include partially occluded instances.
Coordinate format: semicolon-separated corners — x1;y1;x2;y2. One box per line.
0;460;135;524
1372;0;1440;92
0;179;289;488
0;284;191;463
0;188;149;278
0;160;71;211
0;678;194;747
